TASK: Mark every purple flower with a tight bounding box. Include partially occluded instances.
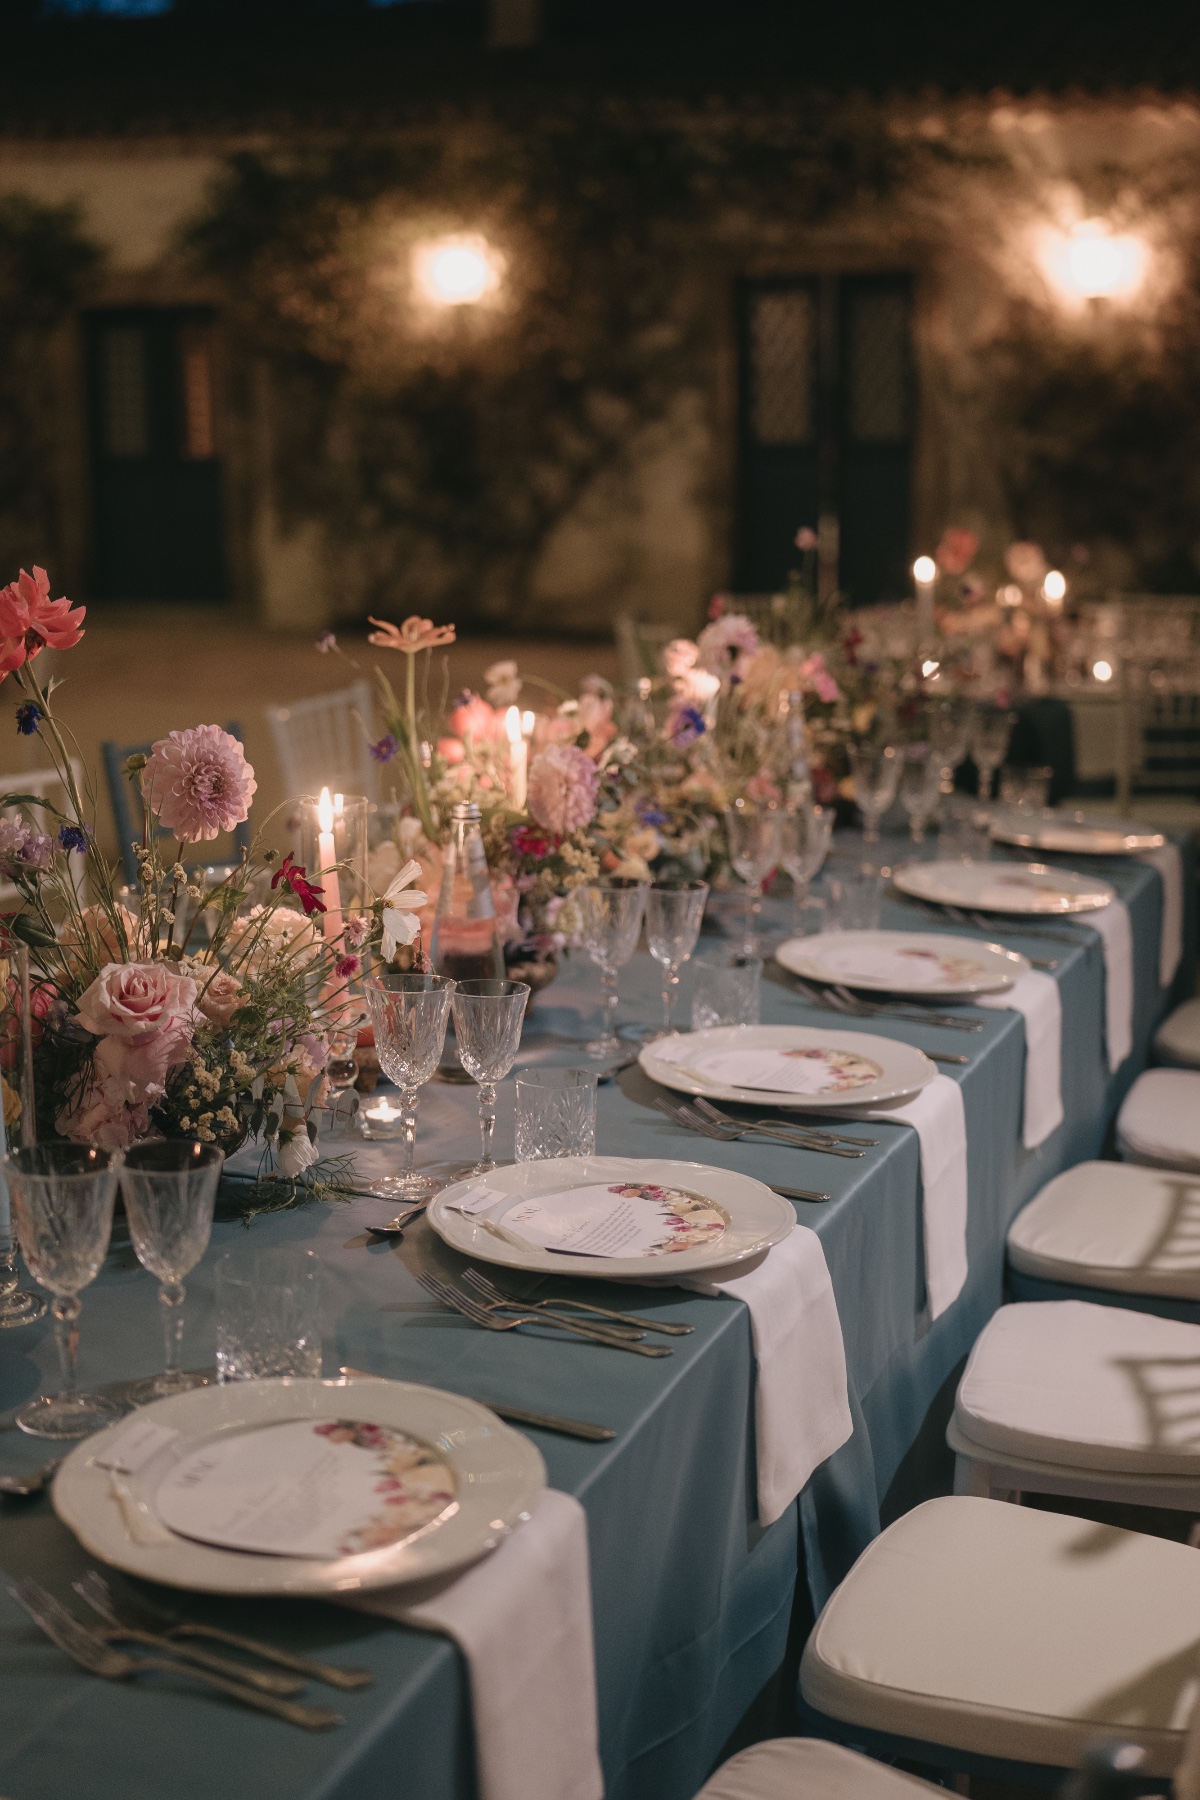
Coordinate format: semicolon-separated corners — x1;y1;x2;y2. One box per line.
369;733;398;764
58;823;90;854
670;706;707;747
15;702;41;736
19;832;53;871
315;630;337;653
635;799;669;826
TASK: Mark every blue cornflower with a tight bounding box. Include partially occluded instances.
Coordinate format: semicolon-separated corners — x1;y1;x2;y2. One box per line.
58;824;90;854
369;733;398;764
635;799;669;827
15;702;41;736
670;706;707;748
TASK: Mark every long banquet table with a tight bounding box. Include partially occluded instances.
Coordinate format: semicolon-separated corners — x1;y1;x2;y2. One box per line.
0;834;1194;1800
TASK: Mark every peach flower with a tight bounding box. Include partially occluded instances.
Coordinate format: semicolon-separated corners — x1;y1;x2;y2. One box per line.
0;566;85;677
195;968;244;1026
368;616;456;653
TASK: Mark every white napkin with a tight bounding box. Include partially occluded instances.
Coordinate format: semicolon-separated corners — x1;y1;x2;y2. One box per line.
978;970;1064;1149
848;1074;969;1320
345;1490;603;1800
677;1224;851;1526
1088;899;1134;1071
1140;843;1184;988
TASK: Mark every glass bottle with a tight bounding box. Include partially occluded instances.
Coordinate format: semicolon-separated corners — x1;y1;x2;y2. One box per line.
783;688;813;811
431;803;504;983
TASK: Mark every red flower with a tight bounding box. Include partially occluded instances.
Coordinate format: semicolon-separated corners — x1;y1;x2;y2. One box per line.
271;853;327;916
511;824;555;859
0;567;85;678
335;953;361;980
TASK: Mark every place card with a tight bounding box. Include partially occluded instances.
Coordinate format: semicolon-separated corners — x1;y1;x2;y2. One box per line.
498;1180;726;1259
154;1418;458;1561
447;1182;509;1217
93;1417;179;1475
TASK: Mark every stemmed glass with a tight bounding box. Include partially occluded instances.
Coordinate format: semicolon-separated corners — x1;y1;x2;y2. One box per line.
928;699;970;797
971;703;1015;802
451;979;530;1173
725;802;783;954
364;973;456;1200
779;805;833;930
899;746;942;846
847;743;900;844
577;879;649;1058
6;1144;124;1439
121;1141;223;1404
644;880;709;1040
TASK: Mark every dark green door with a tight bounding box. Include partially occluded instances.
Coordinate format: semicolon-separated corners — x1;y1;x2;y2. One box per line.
85;308;230;601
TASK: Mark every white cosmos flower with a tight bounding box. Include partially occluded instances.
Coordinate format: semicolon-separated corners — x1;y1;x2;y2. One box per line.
381;858;428;961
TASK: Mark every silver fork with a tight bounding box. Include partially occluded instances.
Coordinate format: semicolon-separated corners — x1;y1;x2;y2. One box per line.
415;1271;673;1357
9;1580;342;1730
653;1095;866;1159
787;974;982;1033
74;1572;372;1691
653;1092;864;1157
463;1266;694;1337
71;1578;306;1696
691;1096;877;1148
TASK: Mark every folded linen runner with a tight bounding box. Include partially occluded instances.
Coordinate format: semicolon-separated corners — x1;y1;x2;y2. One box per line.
677;1224;852;1526
978;969;1064;1149
1088;899;1134;1072
846;1073;968;1321
1139;843;1184;988
345;1489;603;1800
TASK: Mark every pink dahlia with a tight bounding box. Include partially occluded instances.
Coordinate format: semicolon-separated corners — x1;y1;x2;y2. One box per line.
0;566;85;677
526;743;599;837
141;725;257;843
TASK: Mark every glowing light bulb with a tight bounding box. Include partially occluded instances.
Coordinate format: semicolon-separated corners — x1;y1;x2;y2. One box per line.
1092;660;1114;683
1043;570;1067;603
317;786;334;833
921;658;940;679
1039;219;1149;305
912;556;937;585
999;584;1023;607
412;234;503;307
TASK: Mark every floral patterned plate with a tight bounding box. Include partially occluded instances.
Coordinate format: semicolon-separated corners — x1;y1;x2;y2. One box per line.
52;1376;545;1596
893;858;1114;915
640;1024;936;1111
775;929;1027;997
429;1155;794;1279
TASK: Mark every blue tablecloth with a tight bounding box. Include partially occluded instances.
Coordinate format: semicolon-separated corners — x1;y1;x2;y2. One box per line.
0;835;1193;1800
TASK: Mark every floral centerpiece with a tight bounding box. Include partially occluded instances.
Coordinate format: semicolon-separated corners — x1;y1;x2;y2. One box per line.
0;567;404;1215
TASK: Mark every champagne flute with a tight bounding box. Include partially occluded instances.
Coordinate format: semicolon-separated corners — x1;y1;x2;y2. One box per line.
725;802;783;954
928;698;970;796
644;880;709;1039
450;979;530;1173
847;743;900;844
779;805;833;930
121;1141;223;1403
364;973;456;1200
6;1144;124;1439
971;703;1015;802
576;879;648;1058
898;746;942;846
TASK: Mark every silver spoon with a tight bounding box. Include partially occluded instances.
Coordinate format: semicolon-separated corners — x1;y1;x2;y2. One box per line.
0;1457;62;1497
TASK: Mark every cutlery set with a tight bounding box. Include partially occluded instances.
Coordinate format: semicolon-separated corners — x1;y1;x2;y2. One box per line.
782;973;984;1034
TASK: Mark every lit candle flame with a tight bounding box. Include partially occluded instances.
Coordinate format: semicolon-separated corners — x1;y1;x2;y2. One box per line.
317;786;334;834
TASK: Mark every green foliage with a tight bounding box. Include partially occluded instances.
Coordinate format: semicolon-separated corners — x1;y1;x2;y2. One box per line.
187;99;914;626
0;197;101;575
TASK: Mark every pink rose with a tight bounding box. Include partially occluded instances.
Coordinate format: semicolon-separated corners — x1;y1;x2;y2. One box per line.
195;968;243;1027
93;1028;187;1096
75;961;198;1046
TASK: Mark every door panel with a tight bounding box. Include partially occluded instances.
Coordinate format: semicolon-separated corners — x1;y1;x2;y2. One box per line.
735;280;820;592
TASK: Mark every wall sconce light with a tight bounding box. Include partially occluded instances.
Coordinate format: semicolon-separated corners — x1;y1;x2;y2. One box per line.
1038;219;1149;306
1092;659;1114;683
412;234;504;307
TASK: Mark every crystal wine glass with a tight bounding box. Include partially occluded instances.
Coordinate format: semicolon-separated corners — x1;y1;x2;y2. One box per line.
847;743;900;845
970;703;1015;802
725;802;783;954
6;1144;124;1439
451;979;530;1173
928;698;970;797
898;746;943;846
778;805;833;930
644;880;709;1039
576;879;648;1058
364;973;456;1200
121;1140;223;1403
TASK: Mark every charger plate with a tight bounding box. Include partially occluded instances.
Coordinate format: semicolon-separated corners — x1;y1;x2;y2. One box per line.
640;1023;935;1111
428;1155;794;1278
52;1375;545;1596
990;810;1165;855
775;929;1026;997
893;858;1114;915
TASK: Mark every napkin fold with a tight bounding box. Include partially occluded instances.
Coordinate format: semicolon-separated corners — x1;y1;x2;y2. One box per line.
978;969;1064;1149
1088;899;1134;1072
346;1489;603;1800
1140;843;1184;988
850;1073;969;1321
677;1224;852;1526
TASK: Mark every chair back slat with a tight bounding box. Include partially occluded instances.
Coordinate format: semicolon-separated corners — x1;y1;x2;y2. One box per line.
265;680;378;804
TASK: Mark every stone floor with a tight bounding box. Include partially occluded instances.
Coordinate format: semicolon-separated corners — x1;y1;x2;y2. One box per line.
0;606;619;862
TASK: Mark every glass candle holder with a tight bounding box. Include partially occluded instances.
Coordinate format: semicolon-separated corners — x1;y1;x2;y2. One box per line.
294;790;369;947
360;1093;408;1140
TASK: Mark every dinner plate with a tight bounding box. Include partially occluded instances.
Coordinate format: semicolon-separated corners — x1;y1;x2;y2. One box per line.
775;929;1026;997
640;1024;936;1111
52;1375;545;1597
892;858;1115;915
428;1155;795;1278
989;809;1165;856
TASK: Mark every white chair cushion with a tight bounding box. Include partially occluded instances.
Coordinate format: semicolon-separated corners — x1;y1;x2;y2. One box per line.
1156;1000;1200;1070
1007;1160;1200;1298
695;1739;944;1800
955;1300;1200;1474
800;1495;1200;1774
1117;1069;1200;1171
